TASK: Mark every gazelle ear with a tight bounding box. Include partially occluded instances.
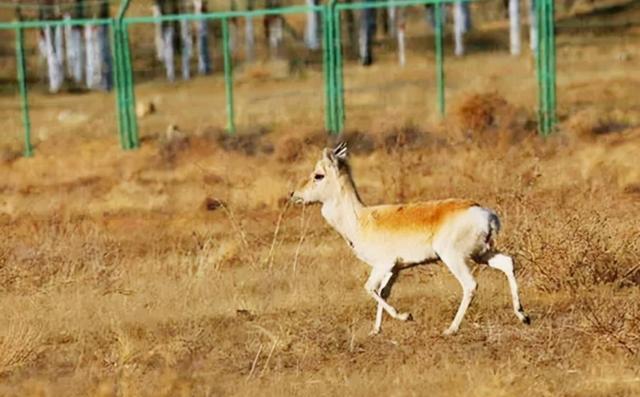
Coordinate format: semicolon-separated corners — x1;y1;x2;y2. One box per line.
322;148;336;163
333;141;348;161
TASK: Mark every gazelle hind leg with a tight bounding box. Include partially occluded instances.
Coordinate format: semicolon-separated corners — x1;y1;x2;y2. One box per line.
439;252;477;335
487;253;530;324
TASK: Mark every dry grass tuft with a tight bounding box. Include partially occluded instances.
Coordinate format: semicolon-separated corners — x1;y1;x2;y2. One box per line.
0;321;42;375
382;123;438;153
565;108;632;141
453;92;533;146
0;146;21;165
340;130;378;155
523;214;640;293
157;124;191;166
454;92;512;132
216;126;274;156
581;295;640;356
275;136;304;163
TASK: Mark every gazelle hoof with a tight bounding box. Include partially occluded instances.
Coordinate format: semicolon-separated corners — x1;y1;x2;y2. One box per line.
369;328;381;336
516;309;531;325
397;312;413;322
442;327;458;336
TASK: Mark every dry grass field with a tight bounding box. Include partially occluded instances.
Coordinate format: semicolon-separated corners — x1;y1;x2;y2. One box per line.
1;2;640;396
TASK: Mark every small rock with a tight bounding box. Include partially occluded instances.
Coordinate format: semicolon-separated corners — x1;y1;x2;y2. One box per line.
236;309;255;320
136;101;156;118
617;52;631;62
203;197;224;211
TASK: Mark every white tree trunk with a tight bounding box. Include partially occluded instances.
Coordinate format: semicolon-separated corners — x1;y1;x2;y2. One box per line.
245;16;255;61
529;0;537;51
180;19;193;80
54;25;64;68
85;25;103;90
194;0;211;74
84;26;94;88
397;26;405;66
98;25;112;90
269;17;283;57
37;33;47;85
44;26;64;93
92;27;103;90
305;0;319;49
64;15;84;83
64;14;73;77
163;26;176;82
453;2;465;56
387;1;396;38
509;0;521;55
359;3;375;65
397;7;405;66
152;5;164;61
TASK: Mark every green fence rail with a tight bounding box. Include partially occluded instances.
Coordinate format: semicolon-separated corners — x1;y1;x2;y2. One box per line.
3;0;557;156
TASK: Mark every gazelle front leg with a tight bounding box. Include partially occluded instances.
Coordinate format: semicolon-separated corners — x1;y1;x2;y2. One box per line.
366;267;411;335
372;271;393;335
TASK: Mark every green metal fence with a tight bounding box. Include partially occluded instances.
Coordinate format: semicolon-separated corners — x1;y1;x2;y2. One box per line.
2;0;558;157
2;17;114;156
328;0;449;134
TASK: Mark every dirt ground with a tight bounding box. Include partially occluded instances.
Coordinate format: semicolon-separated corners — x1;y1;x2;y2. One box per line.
1;2;640;397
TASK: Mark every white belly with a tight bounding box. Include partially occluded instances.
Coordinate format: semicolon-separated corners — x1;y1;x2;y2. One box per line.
351;233;437;266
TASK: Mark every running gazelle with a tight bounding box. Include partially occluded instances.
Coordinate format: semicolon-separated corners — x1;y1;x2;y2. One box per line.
291;142;530;335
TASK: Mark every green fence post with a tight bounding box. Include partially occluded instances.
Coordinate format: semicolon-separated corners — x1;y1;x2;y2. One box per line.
122;24;139;148
322;5;332;132
15;25;33;157
111;20;128;149
326;5;336;134
116;0;133;148
547;0;556;132
334;5;345;133
434;0;445;117
222;17;236;134
535;0;542;134
544;0;551;135
117;25;133;148
536;0;548;136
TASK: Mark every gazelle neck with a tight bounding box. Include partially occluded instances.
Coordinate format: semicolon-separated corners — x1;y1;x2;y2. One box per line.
320;174;364;243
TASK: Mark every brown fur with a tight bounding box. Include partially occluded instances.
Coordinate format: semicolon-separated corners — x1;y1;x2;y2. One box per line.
360;199;478;234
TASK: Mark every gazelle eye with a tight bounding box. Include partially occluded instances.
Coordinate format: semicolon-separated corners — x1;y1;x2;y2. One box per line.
314;174;325;181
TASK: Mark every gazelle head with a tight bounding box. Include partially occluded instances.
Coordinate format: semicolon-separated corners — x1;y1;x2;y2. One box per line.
290;142;349;204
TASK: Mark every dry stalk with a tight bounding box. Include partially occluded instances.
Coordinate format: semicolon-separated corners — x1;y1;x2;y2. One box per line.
193;161;257;266
292;204;310;273
259;337;279;378
246;344;263;381
263;200;291;269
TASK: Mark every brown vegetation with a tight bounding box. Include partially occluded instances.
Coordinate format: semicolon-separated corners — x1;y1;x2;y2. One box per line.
0;107;639;395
